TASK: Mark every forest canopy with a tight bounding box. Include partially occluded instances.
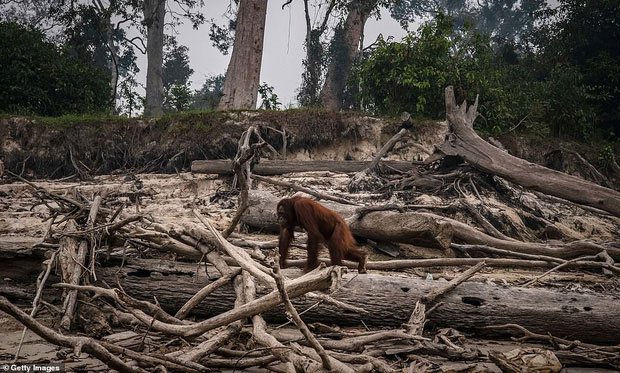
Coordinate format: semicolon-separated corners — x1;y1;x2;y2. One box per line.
351;1;620;139
0;0;618;141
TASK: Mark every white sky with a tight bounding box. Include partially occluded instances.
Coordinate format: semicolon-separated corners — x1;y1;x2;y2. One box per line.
135;1;408;107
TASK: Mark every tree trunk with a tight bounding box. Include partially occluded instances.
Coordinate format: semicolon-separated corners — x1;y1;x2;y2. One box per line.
191;159;414;175
319;1;376;111
143;0;166;118
103;17;118;114
242;190;453;249
217;0;268;110
298;0;336;106
241;190;620;260
442;86;620;217
92;258;620;345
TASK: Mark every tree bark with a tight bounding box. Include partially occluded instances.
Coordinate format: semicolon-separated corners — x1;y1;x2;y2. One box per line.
241;190;620;260
217;0;268;110
94;258;620;345
242;190;453;249
319;1;377;111
143;0;166;118
103;17;118;114
298;0;335;106
191;159;414;175
442;86;620;217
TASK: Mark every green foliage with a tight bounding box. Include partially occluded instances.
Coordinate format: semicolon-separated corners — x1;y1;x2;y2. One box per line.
354;4;620;139
191;75;225;110
388;0;545;43
258;83;282;110
168;84;193;112
534;0;620;138
541;64;598;139
117;72;143;117
355;14;537;132
354;15;455;116
61;3;139;79
297;29;328;107
163;36;194;90
597;144;618;174
209;20;236;55
0;21;110;116
163;36;194;113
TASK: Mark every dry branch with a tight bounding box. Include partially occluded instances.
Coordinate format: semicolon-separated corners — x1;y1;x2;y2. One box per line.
175;267;242;320
244;271;321;372
482;324;620;369
252;174;359;205
60;195;102;330
271;261;353;372
52;283;186;325
440;86;620;216
126;266;341;338
421;261;486;303
0;296;145;373
349;127;409;191
13;250;58;362
192;210;276;288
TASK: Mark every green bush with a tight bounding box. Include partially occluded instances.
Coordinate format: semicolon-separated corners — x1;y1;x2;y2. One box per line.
0;22;110;116
355;15;545;134
352;8;619;139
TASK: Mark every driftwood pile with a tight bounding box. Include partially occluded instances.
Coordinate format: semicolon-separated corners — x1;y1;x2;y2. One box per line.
1;87;619;372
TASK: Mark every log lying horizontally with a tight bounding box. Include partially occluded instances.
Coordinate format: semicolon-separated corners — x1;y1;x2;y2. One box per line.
95;258;620;344
191;159;414;175
242;190;620;260
242;190;453;249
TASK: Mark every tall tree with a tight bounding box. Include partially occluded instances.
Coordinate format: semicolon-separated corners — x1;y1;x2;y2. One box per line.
163;36;194;112
0;0;143;113
296;0;337;106
217;0;268;110
143;0;166;117
319;0;379;111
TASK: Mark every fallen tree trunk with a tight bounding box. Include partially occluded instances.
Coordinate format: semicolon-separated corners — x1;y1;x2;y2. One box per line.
243;190;453;249
191;159;414;175
441;86;620;217
94;258;620;344
242;190;620;260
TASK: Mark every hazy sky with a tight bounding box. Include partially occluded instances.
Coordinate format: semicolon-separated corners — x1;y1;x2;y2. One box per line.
135;2;408;106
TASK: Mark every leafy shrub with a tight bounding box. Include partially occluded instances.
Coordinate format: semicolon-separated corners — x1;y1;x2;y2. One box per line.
352;15;535;133
0;22;110;116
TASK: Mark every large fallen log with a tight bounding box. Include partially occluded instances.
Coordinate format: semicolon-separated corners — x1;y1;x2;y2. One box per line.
243;190;453;249
242;190;620;260
93;258;620;344
191;159;414;175
441;86;620;217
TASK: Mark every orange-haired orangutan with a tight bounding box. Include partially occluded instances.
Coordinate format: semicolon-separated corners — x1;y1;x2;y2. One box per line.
277;196;367;273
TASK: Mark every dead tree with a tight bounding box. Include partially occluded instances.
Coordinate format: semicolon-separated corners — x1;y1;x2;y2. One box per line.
439;86;620;217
